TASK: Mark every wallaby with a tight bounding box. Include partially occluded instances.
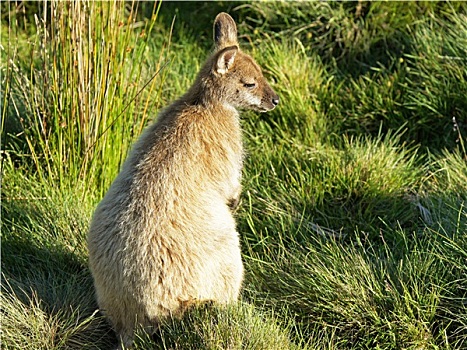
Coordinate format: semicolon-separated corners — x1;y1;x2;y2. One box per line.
87;12;279;349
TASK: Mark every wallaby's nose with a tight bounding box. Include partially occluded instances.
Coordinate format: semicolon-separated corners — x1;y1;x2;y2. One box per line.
272;96;279;106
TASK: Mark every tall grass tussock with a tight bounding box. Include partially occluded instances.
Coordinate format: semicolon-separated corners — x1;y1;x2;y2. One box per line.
2;1;466;349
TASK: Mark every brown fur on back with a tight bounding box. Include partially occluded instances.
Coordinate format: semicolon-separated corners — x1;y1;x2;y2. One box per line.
87;12;278;348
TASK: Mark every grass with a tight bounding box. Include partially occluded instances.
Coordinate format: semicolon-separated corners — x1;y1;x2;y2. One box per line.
2;0;169;197
2;1;466;349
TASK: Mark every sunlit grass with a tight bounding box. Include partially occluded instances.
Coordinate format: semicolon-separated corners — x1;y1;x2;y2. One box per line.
2;0;169;198
2;1;466;349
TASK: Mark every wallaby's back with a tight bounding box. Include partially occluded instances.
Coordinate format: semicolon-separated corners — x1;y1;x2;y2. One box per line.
87;12;279;349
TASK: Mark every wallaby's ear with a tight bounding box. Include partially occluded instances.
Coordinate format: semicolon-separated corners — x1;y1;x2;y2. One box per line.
215;46;238;75
214;12;238;50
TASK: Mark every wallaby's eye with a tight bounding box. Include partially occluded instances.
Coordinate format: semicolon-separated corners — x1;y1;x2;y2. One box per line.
243;82;257;89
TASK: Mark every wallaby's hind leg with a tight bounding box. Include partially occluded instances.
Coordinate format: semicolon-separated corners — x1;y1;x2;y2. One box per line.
114;321;135;350
115;333;133;350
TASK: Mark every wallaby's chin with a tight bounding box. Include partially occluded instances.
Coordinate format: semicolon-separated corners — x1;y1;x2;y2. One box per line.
257;104;277;113
236;104;271;113
242;106;273;113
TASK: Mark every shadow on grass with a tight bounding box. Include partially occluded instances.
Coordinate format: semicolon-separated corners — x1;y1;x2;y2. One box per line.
239;188;466;349
1;199;117;349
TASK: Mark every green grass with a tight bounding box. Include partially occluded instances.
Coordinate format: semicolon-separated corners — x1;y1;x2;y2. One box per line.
2;0;169;197
2;1;466;349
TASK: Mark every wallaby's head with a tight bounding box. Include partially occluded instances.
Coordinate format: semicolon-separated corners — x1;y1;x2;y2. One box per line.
196;13;279;113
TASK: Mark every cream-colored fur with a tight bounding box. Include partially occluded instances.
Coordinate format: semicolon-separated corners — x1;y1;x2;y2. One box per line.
87;12;279;348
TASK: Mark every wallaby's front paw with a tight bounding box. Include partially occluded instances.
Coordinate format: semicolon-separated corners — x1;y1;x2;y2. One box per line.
227;196;240;211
